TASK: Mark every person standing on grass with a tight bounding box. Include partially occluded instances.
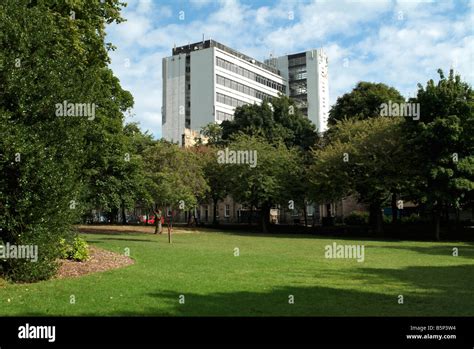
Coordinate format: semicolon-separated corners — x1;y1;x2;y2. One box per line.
154;208;163;234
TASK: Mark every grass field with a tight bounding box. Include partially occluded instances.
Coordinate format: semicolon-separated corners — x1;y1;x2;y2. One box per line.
0;228;473;316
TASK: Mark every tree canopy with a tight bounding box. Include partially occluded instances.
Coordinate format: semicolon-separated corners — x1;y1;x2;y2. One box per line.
403;69;474;239
328;81;405;126
0;0;131;281
221;95;319;150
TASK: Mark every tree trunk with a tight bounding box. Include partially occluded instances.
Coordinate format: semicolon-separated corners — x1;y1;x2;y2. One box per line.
455;207;460;232
212;199;218;225
168;211;173;243
376;209;383;235
260;203;271;234
110;208;118;224
303;203;308;227
391;192;398;224
196;207;201;226
369;203;383;235
121;200;127;225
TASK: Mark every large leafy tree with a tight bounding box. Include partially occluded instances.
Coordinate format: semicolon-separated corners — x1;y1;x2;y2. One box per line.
403;69;474;240
121;123;156;220
328;82;405;126
221;95;318;150
200;123;223;146
200;145;230;225
0;0;129;281
80;118;157;225
143;141;209;222
207;95;317;228
80;72;137;224
224;134;299;233
310;117;413;234
326;81;408;222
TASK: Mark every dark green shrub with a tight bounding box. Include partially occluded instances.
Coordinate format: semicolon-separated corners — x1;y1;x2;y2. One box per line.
400;213;425;224
322;216;335;227
344;211;369;225
1;226;63;283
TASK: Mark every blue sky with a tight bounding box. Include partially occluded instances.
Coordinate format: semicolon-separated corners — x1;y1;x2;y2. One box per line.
106;0;474;139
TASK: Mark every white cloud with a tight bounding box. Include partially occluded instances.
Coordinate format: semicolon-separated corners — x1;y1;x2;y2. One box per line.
106;0;473;138
110;12;152;45
136;0;153;14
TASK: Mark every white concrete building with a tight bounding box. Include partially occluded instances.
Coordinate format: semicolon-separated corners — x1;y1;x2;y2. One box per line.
162;40;328;144
266;49;329;133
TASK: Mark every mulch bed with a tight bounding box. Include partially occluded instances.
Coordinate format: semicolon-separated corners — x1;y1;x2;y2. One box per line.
56;246;134;279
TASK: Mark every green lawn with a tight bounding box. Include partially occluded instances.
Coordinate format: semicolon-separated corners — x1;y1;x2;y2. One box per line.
0;229;473;316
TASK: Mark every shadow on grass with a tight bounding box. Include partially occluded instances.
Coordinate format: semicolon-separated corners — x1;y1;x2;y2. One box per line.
374;244;474;259
138;285;470;317
4;264;474;317
358;264;474;294
203;229;412;244
138;265;472;316
0;285;415;317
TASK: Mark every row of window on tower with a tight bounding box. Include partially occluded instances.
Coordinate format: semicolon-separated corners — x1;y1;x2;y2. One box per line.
216;92;249;108
288;56;306;67
216;57;286;93
216;75;274;101
216;110;233;122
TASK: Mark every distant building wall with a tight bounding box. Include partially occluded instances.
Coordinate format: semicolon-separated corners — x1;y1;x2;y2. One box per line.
162;55;186;144
190;48;215;133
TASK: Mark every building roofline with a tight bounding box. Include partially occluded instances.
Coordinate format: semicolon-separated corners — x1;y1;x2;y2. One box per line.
172;39;280;75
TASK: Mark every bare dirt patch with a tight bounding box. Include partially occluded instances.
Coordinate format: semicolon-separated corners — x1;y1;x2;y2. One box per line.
76;224;201;235
56;246;134;279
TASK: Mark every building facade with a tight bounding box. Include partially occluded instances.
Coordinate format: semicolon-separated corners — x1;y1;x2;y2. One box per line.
162;40;329;144
162;40;286;145
265;49;329;132
163;196;367;226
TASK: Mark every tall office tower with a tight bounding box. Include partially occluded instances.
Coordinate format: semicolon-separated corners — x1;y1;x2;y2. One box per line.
162;40;286;145
266;49;329;133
